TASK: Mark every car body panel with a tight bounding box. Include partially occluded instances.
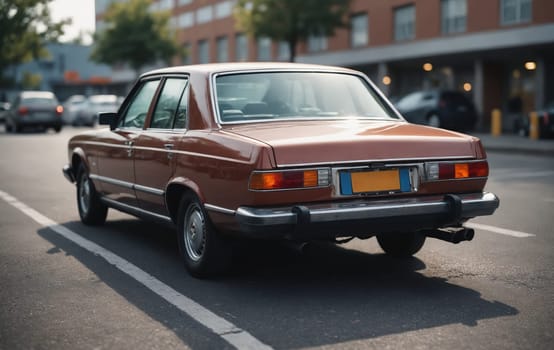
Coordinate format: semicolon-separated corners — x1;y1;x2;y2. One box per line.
64;63;498;241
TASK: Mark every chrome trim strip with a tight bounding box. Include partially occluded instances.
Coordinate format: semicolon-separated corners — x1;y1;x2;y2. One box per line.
276;155;474;168
134;184;165;196
100;197;173;224
90;174;134;190
90;174;165;196
204;204;236;215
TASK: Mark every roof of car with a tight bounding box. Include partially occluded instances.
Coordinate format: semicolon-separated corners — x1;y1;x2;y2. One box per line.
20;91;56;99
142;62;359;78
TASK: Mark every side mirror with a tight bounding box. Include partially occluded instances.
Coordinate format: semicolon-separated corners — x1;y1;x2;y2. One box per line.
98;112;118;130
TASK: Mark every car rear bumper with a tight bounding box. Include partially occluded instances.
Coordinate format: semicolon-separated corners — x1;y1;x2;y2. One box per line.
232;192;499;238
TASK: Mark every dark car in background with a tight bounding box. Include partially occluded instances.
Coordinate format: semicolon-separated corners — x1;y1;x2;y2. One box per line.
5;91;63;133
395;90;477;131
515;101;554;139
0;101;10;123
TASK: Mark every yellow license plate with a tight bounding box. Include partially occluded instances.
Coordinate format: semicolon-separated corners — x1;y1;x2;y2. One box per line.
351;169;400;193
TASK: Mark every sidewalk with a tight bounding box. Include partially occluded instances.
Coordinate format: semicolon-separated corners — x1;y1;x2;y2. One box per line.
472;132;554;157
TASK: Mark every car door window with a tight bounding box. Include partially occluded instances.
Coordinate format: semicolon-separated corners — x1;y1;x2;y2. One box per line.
173;84;189;129
150;78;188;129
120;80;160;128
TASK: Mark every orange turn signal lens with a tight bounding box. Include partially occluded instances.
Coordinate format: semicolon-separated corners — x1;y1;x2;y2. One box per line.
249;169;328;191
428;161;489;181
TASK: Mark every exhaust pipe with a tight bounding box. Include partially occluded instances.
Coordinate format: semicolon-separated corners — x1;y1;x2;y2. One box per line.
425;227;475;244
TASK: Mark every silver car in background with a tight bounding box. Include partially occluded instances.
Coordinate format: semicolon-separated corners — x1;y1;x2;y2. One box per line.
63;94;121;127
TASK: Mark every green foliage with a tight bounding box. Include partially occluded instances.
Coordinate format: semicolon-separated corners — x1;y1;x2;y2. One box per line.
21;71;42;89
0;0;69;86
91;0;181;75
234;0;351;62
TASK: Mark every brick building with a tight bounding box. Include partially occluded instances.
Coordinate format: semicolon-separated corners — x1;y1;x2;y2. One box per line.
95;0;554;129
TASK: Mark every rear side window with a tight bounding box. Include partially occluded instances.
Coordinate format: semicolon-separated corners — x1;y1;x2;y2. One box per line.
120;80;160;128
150;78;188;129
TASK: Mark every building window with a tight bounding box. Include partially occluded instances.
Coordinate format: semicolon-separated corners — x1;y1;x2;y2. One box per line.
351;13;369;47
441;0;466;34
235;34;248;61
277;41;290;61
394;5;415;41
216;36;229;62
196;5;213;24
198;40;209;63
177;12;194;28
215;1;233;19
501;0;532;25
257;37;271;61
308;35;328;53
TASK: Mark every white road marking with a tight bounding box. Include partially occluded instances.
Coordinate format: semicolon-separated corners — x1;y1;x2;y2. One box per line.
466;222;536;238
0;190;272;350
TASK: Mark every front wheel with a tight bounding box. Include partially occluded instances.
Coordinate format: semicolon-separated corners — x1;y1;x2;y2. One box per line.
76;165;108;225
177;193;231;278
377;232;426;257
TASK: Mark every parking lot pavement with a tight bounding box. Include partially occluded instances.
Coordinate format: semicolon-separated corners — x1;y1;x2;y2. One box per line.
472;132;554;157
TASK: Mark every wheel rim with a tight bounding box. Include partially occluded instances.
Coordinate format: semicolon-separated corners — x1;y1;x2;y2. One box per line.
428;115;440;128
79;176;91;215
184;203;206;262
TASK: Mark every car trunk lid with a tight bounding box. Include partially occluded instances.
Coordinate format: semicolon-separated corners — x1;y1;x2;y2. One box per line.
223;120;481;167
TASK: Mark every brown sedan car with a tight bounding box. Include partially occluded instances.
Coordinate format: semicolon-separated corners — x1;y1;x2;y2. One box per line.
63;63;499;277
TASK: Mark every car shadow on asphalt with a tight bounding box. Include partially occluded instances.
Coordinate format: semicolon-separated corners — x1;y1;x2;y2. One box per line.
37;218;519;349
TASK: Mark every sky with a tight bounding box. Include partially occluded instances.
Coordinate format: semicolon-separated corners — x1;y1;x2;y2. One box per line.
49;0;96;45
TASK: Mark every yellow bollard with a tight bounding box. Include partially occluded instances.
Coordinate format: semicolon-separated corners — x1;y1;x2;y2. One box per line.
491;109;502;137
529;111;539;140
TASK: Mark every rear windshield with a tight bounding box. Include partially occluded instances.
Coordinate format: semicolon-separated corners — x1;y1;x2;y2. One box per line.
214;72;398;123
21;97;57;106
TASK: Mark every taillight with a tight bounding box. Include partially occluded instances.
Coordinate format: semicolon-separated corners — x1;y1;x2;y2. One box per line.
56;105;64;115
18;106;29;116
426;160;488;181
250;168;330;191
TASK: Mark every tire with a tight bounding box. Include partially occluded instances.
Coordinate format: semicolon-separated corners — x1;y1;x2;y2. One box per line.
177;193;231;278
5;123;13;133
377;232;426;257
54;125;62;133
76;165;108;225
427;114;441;128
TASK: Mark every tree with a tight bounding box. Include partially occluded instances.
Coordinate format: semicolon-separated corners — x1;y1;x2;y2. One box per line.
234;0;351;62
91;0;181;77
0;0;69;87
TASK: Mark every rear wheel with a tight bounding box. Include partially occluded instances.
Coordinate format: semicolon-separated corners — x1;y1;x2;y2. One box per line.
377;232;426;257
177;193;231;278
76;165;108;225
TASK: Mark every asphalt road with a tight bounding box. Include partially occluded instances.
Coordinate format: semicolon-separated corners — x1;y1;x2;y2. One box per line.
1;126;553;350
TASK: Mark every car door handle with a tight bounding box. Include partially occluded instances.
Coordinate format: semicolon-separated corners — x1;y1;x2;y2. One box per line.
164;144;174;159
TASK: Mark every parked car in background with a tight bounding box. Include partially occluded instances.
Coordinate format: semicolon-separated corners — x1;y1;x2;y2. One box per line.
5;91;63;133
0;101;10;123
514;101;554;139
63;94;121;126
62;95;88;125
395;90;477;131
62;63;499;278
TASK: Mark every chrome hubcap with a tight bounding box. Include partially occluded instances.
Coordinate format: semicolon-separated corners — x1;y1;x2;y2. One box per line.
79;176;91;214
184;204;206;262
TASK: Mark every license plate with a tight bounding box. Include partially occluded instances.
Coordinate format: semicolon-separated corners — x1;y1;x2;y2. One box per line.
340;168;412;195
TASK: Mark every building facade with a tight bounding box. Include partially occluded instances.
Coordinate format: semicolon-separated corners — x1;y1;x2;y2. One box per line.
95;0;554;129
